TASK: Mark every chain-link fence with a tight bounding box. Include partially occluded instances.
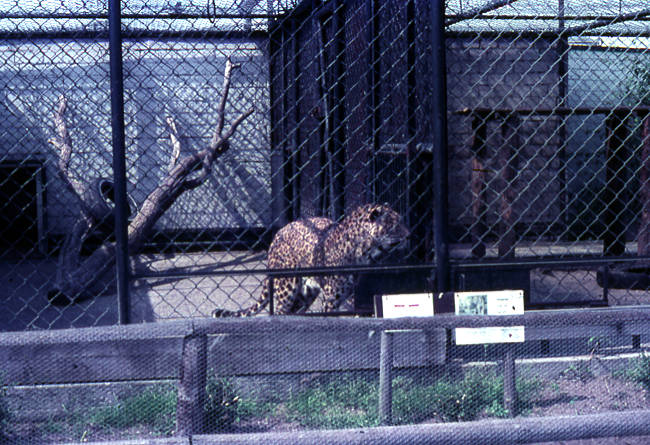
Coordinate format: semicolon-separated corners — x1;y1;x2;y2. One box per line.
0;0;281;329
446;0;650;310
3;310;650;444
0;0;438;329
3;0;650;443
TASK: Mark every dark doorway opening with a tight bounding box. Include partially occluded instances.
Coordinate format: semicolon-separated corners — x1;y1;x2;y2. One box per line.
0;161;45;255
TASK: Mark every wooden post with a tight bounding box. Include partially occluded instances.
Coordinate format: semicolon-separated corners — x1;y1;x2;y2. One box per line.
176;334;207;436
498;115;519;258
638;113;650;256
503;346;517;417
379;331;394;425
603;112;629;256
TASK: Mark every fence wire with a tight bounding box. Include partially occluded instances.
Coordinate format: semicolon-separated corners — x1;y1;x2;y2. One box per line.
2;312;650;444
446;0;650;310
2;0;650;443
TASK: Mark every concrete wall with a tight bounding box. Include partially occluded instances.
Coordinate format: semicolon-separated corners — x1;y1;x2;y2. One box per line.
0;38;270;238
3;34;641;246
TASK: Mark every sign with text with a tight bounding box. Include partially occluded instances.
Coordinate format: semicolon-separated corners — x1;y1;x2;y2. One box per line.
379;293;434;318
454;290;525;345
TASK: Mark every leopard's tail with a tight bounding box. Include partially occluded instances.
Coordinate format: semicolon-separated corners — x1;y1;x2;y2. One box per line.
211;280;271;318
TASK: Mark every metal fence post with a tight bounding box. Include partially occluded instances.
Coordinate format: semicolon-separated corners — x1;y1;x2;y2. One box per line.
503;345;518;417
108;0;130;324
269;277;275;315
379;330;394;425
431;0;450;292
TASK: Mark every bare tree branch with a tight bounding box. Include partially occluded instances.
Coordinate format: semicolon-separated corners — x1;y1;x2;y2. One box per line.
179;59;253;191
50;59;254;303
127;62;254;251
48;95;85;199
215;58;238;140
166;116;182;173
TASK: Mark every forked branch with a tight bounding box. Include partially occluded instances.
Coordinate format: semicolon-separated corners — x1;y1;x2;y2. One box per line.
166;116;182;173
49;57;255;303
48;95;88;214
182;58;254;190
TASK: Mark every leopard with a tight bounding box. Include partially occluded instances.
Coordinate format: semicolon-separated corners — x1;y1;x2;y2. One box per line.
212;203;409;317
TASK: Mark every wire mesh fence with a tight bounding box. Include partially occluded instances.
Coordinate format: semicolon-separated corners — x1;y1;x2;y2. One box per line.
2;0;650;443
2;311;650;444
0;0;438;329
446;0;650;310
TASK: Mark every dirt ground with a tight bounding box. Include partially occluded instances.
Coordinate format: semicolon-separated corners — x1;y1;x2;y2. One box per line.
529;374;650;445
4;245;650;332
226;373;650;444
0;251;267;331
6;370;650;444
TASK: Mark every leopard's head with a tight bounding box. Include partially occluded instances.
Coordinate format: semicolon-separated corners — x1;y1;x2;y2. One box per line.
345;203;410;263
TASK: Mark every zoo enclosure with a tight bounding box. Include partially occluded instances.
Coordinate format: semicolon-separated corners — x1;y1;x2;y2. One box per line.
0;0;645;326
3;1;650;330
2;0;650;444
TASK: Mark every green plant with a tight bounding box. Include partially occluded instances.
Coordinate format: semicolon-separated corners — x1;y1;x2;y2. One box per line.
420;371;494;422
485;399;510;418
87;385;177;435
513;375;545;416
204;377;242;432
420;369;508;421
284;370;544;428
286;376;379;429
393;370;542;422
622;352;650;391
88;377;245;435
561;361;594;382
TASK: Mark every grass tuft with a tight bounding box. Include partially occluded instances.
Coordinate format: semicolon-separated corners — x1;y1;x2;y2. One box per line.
87;385;177;435
284;369;544;428
621;352;650;391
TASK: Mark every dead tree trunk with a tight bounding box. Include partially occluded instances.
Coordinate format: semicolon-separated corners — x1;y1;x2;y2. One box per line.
48;59;254;304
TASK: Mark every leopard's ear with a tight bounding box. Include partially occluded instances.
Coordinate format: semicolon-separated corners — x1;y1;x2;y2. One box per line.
369;205;384;222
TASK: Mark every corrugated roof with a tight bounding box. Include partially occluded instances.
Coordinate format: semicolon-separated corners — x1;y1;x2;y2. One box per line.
1;0;648;42
0;0;298;34
447;0;650;36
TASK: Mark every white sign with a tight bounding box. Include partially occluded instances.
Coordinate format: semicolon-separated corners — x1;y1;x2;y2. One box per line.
381;293;434;318
454;290;525;345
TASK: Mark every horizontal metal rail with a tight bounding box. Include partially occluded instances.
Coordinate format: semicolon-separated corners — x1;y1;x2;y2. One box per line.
448;15;650;22
448;30;650;38
0;29;269;40
0;13;281;20
452;255;650;270
133;262;436;279
132;254;650;279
